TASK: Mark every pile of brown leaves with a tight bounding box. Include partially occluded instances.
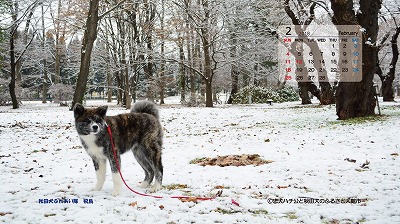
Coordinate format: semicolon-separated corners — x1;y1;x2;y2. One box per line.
191;154;273;167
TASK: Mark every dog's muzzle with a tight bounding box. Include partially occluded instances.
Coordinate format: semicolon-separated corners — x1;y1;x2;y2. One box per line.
91;124;100;134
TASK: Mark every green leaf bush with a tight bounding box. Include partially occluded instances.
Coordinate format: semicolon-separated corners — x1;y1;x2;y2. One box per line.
233;86;299;104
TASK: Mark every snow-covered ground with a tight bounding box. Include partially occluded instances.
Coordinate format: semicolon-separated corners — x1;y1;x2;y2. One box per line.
1;98;399;223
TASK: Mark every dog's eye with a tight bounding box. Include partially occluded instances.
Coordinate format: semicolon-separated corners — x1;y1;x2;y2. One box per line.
93;116;103;123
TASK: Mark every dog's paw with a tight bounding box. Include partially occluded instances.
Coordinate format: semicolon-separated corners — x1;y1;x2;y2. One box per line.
149;182;162;193
111;189;120;197
139;181;150;189
92;186;102;191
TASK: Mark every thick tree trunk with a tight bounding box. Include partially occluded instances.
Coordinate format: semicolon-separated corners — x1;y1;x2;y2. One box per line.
71;0;99;109
287;41;321;104
9;2;19;109
320;83;335;104
331;0;380;120
298;82;312;104
298;82;321;104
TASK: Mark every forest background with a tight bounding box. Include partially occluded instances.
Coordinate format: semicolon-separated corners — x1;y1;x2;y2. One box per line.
0;0;399;119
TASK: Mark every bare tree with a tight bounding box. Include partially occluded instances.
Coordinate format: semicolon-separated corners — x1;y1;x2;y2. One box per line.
380;27;400;101
283;0;335;105
158;0;167;104
41;3;49;103
174;0;224;107
6;0;38;109
376;4;400;102
71;0;99;109
50;0;63;84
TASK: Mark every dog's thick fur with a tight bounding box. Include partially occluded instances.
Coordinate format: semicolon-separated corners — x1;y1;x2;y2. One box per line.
73;101;163;196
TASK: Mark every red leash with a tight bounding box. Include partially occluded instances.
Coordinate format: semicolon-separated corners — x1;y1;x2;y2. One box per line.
106;125;215;201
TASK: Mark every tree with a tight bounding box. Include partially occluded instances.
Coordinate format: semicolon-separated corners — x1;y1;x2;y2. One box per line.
283;0;335;105
175;0;223;107
71;0;100;109
224;0;287;104
376;4;400;102
50;0;63;84
158;0;167;104
380;27;399;101
330;0;381;119
41;3;49;103
8;1;19;109
6;0;37;109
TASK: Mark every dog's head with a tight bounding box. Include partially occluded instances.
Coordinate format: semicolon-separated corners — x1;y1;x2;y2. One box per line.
73;103;108;135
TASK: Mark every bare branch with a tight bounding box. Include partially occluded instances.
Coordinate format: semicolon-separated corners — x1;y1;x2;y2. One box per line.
304;2;317;25
99;0;128;20
15;30;37;64
284;0;300;25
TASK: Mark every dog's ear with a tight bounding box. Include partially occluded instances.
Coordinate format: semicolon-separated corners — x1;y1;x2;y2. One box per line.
73;103;85;119
96;106;108;118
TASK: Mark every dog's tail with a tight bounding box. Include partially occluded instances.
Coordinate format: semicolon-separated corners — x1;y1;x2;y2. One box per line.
130;101;159;119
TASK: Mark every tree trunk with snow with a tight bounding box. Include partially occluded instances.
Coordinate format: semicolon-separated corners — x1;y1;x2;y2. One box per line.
8;1;20;109
9;30;18;109
331;0;380;120
72;0;99;109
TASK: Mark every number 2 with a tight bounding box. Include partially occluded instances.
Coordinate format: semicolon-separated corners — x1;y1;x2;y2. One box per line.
286;27;291;35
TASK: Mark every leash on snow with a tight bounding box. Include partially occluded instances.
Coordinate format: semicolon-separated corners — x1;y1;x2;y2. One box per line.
106;124;217;202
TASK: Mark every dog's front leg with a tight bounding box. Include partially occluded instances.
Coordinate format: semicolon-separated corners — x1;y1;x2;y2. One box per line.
109;155;122;196
92;157;106;191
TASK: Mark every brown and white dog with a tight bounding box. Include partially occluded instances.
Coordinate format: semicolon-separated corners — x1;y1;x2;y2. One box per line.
73;101;163;196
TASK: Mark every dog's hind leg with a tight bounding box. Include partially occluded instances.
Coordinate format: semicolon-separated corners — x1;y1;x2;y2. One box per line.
150;148;163;193
133;145;154;189
92;158;106;191
109;154;122;196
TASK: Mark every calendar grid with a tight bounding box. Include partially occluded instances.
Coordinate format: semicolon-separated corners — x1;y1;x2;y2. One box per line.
278;25;362;83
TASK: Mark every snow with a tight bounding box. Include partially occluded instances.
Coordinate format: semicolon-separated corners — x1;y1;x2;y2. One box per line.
1;98;400;223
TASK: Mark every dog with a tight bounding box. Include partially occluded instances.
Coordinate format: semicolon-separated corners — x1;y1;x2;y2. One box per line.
73;101;163;196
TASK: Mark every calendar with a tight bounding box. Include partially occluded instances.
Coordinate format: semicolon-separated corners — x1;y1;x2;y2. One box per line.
278;25;362;82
